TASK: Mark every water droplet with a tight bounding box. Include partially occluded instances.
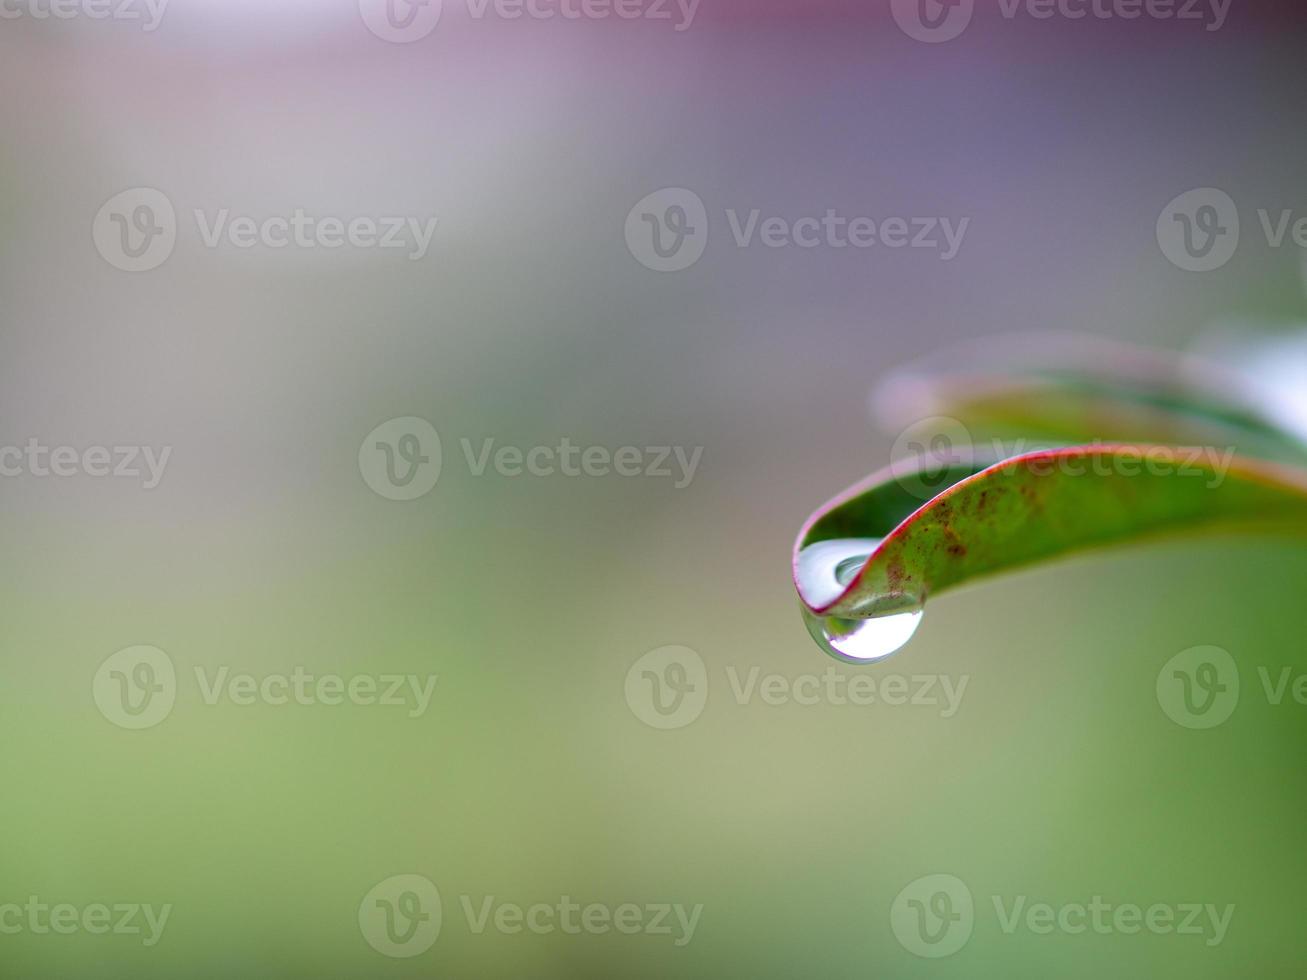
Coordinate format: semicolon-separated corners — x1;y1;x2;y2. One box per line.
796;536;925;662
802;603;924;665
794;537;882;609
834;554;869;586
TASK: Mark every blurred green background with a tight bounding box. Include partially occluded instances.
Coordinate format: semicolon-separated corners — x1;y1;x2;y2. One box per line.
3;2;1307;976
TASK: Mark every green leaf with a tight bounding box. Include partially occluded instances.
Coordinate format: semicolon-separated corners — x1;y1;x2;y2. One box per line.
794;445;1307;623
873;333;1307;464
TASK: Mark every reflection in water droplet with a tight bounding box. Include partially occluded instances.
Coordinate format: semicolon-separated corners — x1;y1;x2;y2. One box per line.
794;537;883;609
834;554;869;586
802;603;924;665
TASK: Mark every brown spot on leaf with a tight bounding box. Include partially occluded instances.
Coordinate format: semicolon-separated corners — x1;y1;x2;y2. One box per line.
886;560;907;590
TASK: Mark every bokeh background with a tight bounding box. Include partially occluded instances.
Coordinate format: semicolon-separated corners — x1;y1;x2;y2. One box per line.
3;1;1307;976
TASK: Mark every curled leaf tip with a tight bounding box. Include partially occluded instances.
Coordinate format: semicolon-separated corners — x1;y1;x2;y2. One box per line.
794;445;1307;626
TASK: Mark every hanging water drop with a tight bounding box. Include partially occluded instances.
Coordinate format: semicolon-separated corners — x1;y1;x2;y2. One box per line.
801;602;924;665
795;536;924;663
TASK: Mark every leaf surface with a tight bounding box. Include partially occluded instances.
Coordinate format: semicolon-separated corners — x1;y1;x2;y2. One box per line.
795;446;1307;620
